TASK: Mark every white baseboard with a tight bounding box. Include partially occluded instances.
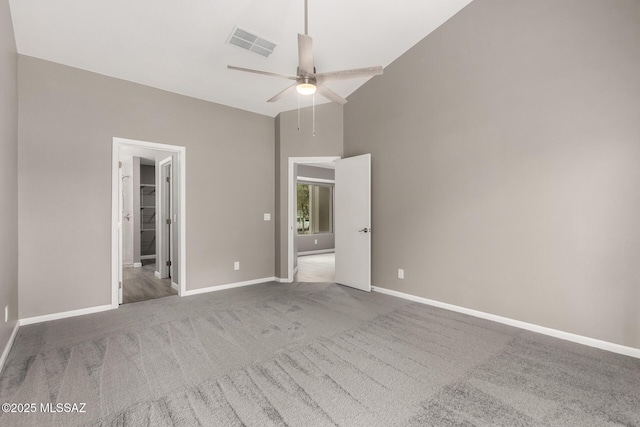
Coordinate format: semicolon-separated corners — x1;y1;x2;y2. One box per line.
154;271;161;279
274;277;291;283
298;249;335;256
124;262;142;268
0;321;20;374
372;286;640;359
19;304;115;326
182;277;276;296
171;282;179;291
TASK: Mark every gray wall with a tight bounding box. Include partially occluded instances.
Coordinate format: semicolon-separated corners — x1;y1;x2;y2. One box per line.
297;164;335;253
0;0;19;353
18;56;275;319
132;157;141;264
297;234;335;254
344;0;640;349
275;104;343;279
140;164;155;185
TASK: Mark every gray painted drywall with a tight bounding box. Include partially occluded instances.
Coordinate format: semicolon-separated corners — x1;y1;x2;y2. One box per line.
274;104;343;279
296;164;335;253
18;56;274;319
344;0;640;349
140;164;155;185
0;0;19;354
132;157;141;264
297;234;335;253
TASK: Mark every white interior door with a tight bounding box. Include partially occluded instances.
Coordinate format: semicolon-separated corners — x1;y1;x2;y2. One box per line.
166;161;173;279
159;158;173;279
335;153;371;291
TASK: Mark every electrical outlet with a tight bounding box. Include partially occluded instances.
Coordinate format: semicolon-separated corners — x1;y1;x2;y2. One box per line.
398;269;404;279
234;261;240;271
314;239;318;244
4;306;7;323
263;213;271;221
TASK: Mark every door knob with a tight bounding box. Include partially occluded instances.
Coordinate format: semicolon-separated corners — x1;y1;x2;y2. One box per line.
358;228;371;233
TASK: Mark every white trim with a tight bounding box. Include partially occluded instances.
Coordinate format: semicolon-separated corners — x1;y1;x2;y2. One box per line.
288;156;341;283
182;277;276;296
158;156;173;279
274;277;291;283
171;282;179;291
297;176;335;184
112;137;187;308
19;304;114;326
298;249;335;256
0;322;20;374
372;286;640;359
154;271;161;279
124;262;143;268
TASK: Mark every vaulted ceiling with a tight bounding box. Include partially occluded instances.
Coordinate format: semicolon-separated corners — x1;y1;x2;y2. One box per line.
9;0;473;117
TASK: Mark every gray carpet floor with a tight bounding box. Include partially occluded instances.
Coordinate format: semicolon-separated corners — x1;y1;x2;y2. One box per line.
0;282;638;426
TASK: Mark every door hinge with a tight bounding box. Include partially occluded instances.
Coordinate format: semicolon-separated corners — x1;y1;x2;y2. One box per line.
166;260;172;267
166;218;172;225
166;176;170;183
119;281;122;289
119;161;122;169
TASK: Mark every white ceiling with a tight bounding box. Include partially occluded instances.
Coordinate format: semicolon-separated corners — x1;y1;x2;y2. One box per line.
9;0;473;117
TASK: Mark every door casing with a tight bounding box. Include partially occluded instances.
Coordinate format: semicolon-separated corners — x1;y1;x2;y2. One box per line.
286;156;341;283
111;137;187;307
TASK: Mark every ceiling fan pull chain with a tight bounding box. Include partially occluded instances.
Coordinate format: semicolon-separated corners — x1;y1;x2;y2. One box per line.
312;93;316;136
297;93;301;131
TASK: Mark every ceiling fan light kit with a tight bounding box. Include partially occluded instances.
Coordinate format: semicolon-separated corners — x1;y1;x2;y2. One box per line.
296;77;317;95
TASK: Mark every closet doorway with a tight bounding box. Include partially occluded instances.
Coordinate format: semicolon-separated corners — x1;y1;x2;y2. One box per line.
111;137;186;307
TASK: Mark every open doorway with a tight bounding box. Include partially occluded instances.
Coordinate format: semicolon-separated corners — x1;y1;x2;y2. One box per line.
288;154;372;291
120;153;175;303
287;156;340;283
295;163;336;282
112;137;186;307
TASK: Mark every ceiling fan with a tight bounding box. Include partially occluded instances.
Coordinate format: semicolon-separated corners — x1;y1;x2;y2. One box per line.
227;0;383;105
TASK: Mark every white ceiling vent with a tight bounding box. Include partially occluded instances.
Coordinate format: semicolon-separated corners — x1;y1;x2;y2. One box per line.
227;26;277;58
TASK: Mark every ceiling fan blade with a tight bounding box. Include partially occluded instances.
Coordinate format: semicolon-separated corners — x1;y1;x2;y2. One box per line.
227;65;298;81
267;83;298;103
316;84;347;105
316;66;383;82
298;34;314;76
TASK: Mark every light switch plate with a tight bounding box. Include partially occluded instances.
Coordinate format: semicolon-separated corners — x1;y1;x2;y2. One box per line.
263;213;271;221
398;269;404;279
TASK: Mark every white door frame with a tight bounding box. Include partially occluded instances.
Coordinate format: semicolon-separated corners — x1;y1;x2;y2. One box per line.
111;137;187;307
287;156;340;282
117;159;124;304
158;157;173;279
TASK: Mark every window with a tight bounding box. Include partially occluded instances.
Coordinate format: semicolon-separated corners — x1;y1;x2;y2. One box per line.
297;182;333;234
